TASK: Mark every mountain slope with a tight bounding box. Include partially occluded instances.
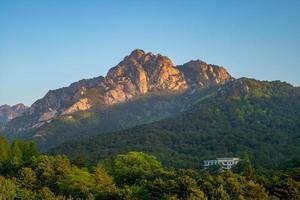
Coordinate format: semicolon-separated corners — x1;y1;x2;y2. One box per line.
49;78;300;169
3;49;231;150
0;104;28;128
5;77;104;131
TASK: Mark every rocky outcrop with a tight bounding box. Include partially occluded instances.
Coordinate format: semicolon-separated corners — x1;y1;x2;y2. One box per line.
103;49;187;104
5;49;233;130
29;76;103;115
20;76;104;128
177;60;232;89
0;104;28;128
63;98;91;114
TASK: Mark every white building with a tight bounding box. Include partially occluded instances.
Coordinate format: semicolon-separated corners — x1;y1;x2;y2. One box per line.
203;157;240;170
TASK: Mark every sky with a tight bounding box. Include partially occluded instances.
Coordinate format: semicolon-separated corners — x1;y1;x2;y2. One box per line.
0;0;299;106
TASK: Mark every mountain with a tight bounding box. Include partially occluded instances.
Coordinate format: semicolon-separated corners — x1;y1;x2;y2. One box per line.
49;78;300;169
3;49;232;150
2;50;300;170
0;104;28;128
5;76;104;131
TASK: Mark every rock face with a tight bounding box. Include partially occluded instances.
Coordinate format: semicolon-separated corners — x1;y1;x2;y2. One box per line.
103;49;188;104
177;60;232;88
22;76;103;128
29;76;103;117
5;49;232;130
0;104;28;128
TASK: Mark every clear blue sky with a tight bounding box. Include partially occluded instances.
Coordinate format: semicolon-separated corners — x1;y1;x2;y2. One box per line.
1;0;299;106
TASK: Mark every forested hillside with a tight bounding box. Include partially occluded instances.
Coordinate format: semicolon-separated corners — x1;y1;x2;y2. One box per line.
50;78;300;170
1;137;299;199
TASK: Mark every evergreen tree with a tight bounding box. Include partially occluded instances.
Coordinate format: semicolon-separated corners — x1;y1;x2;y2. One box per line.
0;135;10;169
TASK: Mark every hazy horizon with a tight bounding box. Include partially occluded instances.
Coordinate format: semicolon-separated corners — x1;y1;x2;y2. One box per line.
1;0;300;106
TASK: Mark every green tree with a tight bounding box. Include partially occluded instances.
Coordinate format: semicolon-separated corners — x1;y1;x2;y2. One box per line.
114;152;163;185
212;185;230;200
243;180;269;199
33;155;56;187
177;175;198;199
73;155;88;168
187;188;207;200
206;163;222;175
38;187;56;200
16;188;36;200
57;166;95;198
10;140;39;168
223;173;244;199
9;140;23;170
232;160;255;178
94;166;119;199
0;135;10;168
0;176;17;200
273;177;300;200
94;166;116;192
19;167;37;190
33;154;75;195
22;142;39;162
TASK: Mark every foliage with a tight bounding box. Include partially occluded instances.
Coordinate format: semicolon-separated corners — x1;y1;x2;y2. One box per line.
113;152;163;185
0;138;300;199
0;176;17;200
0;135;10;167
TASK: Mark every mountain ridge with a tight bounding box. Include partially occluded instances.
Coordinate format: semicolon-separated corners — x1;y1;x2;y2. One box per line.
2;50;300;164
3;49;232;132
0;103;28;128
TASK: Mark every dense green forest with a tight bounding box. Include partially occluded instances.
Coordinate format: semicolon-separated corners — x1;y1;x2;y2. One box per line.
1;137;300;199
50;79;300;170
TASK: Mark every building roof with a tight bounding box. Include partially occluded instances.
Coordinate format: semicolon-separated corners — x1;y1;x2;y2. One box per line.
216;157;240;160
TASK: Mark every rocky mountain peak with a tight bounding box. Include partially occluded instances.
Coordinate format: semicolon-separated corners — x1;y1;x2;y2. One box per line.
177;60;232;88
128;49;146;58
11;103;28;111
104;50;187;104
0;103;28;128
4;49;233;131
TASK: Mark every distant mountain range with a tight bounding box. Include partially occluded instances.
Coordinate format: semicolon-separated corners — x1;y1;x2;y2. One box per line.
0;104;28;128
2;49;300;170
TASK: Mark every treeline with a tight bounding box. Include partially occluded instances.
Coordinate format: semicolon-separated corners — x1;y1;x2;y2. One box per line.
1;137;300;199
